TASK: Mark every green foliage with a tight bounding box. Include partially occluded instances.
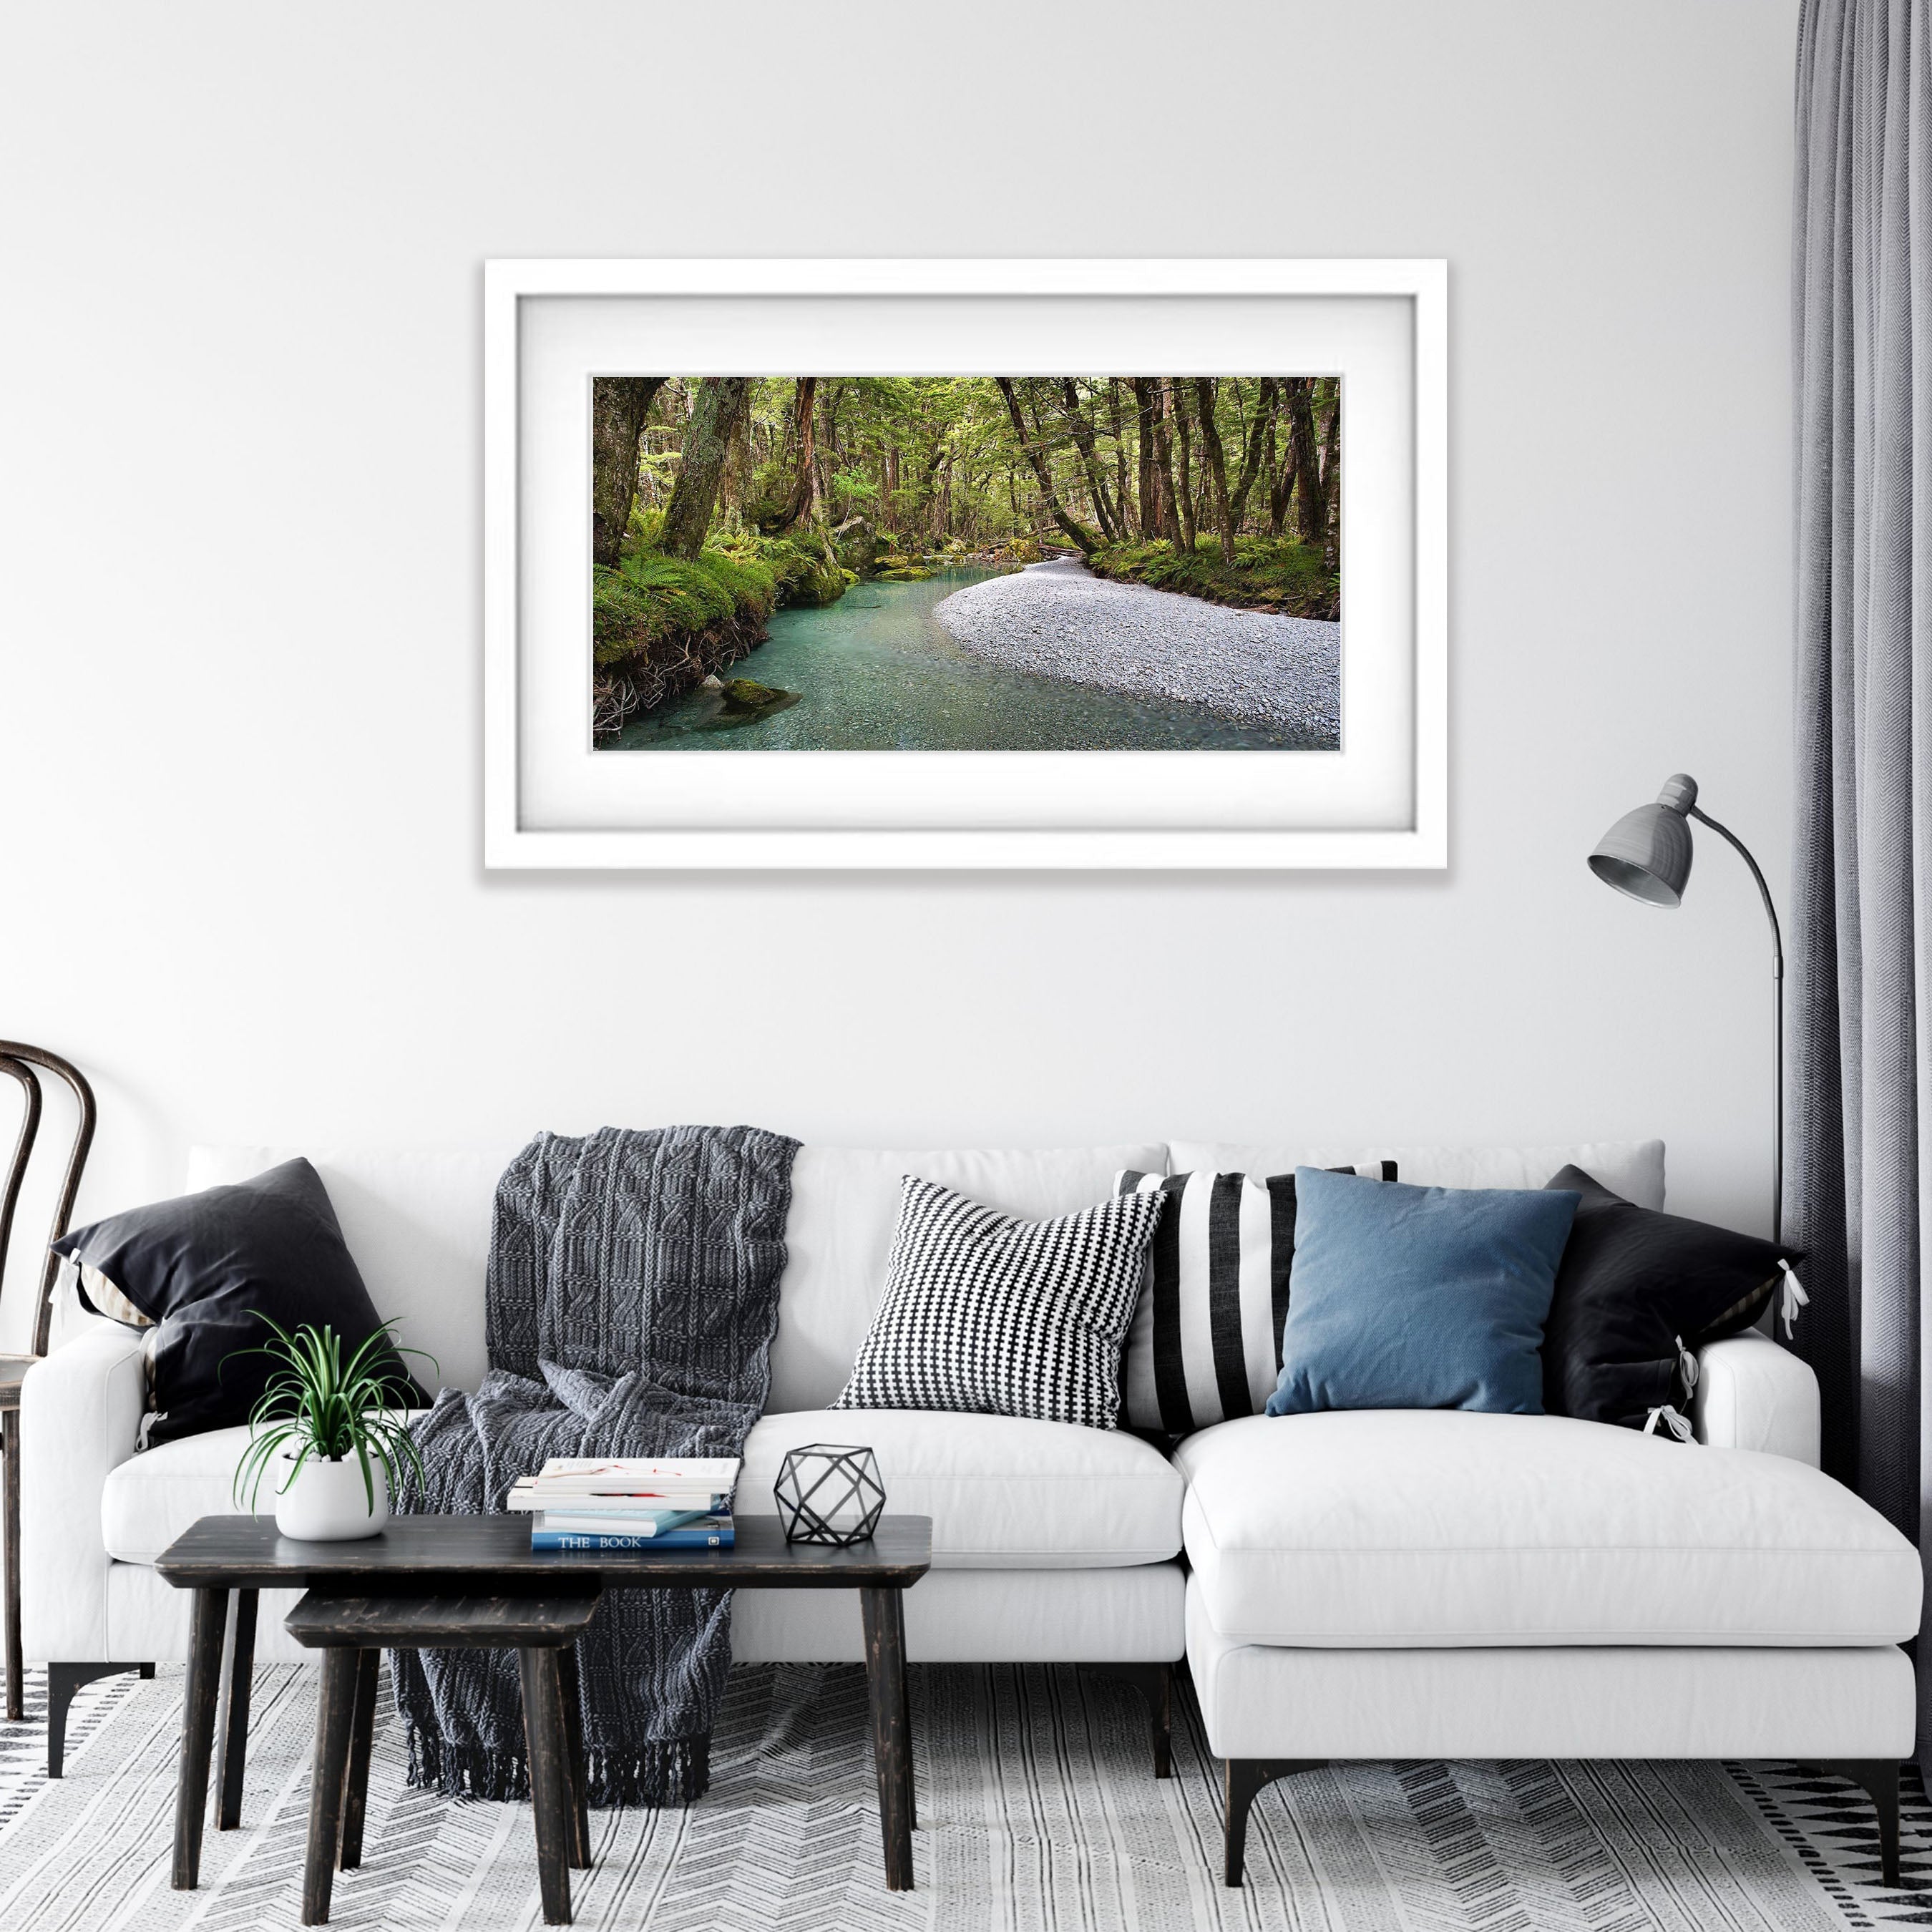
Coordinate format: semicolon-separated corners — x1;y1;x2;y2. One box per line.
229;1314;436;1514
1087;536;1339;620
831;469;879;507
595;530;852;669
595;545;777;668
717;529;847;609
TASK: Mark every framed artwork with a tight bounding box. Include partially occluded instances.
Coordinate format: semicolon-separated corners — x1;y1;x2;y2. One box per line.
484;258;1445;869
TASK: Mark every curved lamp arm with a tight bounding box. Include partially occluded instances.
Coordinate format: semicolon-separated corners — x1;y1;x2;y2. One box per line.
1687;807;1784;1246
1688;806;1785;979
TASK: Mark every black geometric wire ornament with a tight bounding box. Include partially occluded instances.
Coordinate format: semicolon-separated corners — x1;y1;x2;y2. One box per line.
774;1442;886;1547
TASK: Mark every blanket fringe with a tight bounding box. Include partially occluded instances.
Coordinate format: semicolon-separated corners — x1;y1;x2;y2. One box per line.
406;1718;711;1807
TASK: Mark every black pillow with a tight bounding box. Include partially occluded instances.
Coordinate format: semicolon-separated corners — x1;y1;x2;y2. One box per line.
1540;1163;1800;1433
52;1158;429;1445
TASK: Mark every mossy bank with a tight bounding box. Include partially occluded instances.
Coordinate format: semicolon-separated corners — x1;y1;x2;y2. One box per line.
593;523;852;740
1085;536;1338;622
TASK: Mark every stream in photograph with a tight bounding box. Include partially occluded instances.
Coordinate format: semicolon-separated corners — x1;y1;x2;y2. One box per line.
608;568;1307;751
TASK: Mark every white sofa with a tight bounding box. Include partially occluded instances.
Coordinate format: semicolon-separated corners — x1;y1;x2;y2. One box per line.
19;1136;1921;1885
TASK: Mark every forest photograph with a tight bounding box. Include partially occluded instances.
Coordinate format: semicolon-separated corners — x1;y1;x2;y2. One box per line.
591;375;1342;752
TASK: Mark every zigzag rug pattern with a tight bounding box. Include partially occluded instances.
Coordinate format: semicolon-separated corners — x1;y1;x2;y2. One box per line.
0;1662;1923;1930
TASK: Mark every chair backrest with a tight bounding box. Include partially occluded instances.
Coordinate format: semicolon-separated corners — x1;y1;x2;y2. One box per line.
0;1042;96;1357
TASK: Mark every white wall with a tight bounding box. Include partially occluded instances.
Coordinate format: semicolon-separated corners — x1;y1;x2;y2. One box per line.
0;1;1800;1347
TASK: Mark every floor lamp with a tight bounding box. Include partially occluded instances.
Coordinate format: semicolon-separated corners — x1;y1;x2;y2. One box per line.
1587;773;1785;1244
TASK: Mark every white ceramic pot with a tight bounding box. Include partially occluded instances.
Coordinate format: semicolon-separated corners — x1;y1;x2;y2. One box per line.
273;1449;390;1541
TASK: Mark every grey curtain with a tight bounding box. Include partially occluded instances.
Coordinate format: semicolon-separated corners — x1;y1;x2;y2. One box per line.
1790;0;1932;1745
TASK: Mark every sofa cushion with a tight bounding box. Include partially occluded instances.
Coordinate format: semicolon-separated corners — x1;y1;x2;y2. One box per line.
1265;1169;1579;1418
189;1145;515;1394
1177;1410;1922;1646
1541;1164;1798;1431
1171;1140;1666;1209
741;1410;1184;1568
57;1158;430;1445
770;1144;1166;1411
1114;1163;1395;1435
105;1406;1186;1571
831;1178;1163;1428
103;1424;255;1562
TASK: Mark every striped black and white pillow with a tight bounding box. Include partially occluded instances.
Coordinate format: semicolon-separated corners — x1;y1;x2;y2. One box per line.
832;1176;1166;1429
1114;1163;1397;1435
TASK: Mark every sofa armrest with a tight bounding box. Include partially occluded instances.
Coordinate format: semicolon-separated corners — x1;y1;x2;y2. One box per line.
19;1322;147;1662
1692;1330;1821;1465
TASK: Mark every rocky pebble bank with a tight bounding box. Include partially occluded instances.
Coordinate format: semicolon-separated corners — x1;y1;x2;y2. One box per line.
934;558;1340;744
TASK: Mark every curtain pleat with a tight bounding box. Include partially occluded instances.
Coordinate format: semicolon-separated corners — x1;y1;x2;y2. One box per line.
1790;0;1932;1753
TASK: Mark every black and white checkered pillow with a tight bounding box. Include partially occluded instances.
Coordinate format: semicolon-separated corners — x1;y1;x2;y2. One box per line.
1115;1163;1397;1435
831;1176;1167;1429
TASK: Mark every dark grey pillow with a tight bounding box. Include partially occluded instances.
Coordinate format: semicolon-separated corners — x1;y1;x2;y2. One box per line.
52;1158;429;1445
1540;1164;1799;1434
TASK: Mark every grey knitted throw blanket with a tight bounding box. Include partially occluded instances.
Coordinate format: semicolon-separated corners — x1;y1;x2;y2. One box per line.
393;1124;798;1806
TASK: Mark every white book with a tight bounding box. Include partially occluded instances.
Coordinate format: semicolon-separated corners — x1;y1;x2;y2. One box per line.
507;1456;739;1511
530;1458;740;1488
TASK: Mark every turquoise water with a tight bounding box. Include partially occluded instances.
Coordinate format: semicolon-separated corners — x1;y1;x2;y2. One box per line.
608;570;1307;751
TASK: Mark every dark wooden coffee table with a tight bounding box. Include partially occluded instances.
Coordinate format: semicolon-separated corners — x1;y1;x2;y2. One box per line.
155;1513;932;1897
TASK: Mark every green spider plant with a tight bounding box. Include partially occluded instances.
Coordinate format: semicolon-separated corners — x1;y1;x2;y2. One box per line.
230;1314;436;1515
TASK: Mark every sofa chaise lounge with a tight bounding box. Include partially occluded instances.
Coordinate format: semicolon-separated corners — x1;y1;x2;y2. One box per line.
19;1136;1921;1883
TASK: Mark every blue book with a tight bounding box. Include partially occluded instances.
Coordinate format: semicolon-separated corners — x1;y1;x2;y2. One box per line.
531;1526;734;1551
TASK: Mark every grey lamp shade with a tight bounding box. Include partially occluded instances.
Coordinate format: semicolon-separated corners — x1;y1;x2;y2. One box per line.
1589;774;1698;907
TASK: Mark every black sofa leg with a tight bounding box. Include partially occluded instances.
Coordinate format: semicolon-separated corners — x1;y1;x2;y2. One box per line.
47;1662;152;1777
1817;1759;1903;1887
1078;1663;1174;1778
1224;1758;1326;1887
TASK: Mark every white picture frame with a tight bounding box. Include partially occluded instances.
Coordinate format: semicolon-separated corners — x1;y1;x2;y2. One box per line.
484;258;1446;869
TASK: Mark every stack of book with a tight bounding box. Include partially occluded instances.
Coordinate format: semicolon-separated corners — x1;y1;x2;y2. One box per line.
509;1457;739;1551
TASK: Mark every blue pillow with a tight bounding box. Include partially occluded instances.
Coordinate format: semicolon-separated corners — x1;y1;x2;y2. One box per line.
1265;1166;1580;1417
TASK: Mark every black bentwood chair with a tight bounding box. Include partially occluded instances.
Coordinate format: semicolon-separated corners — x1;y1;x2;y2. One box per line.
0;1043;139;1749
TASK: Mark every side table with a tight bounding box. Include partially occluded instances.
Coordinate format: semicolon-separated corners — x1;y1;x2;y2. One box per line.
285;1589;600;1926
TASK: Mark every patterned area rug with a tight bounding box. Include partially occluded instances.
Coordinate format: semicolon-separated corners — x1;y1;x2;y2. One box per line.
0;1661;1926;1930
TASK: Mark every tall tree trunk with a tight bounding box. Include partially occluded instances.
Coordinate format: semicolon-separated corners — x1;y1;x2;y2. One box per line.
816;382;836;523
660;376;750;558
1057;379;1121;543
1109;381;1136;539
1226;376;1276;535
767;377;820;532
1131;380;1162;538
591;377;665;569
1143;381;1176;542
1284;378;1324;547
1164;381;1196;550
1192;378;1238;562
919;434;948;541
995;377;1100;554
1263;409;1287;535
1317;379;1341;565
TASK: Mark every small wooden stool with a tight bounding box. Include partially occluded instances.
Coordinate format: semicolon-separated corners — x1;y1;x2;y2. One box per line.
284;1589;598;1926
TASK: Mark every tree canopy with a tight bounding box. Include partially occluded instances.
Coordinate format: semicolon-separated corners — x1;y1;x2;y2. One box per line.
593;374;1341;567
